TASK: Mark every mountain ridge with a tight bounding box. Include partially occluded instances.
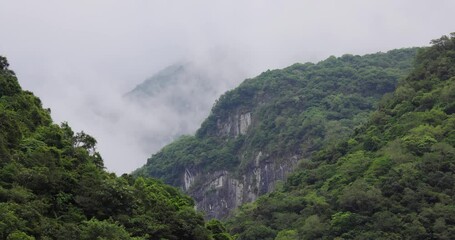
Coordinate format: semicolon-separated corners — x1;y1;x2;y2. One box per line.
135;47;419;219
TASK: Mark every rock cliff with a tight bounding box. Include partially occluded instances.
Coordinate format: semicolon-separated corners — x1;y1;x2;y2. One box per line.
184;109;300;218
216;110;252;137
185;153;299;219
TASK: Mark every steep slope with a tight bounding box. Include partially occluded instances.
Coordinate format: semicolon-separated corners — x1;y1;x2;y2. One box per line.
0;57;231;240
227;34;455;239
135;48;418;219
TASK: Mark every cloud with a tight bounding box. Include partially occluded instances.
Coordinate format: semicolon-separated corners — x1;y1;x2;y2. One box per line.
0;0;454;174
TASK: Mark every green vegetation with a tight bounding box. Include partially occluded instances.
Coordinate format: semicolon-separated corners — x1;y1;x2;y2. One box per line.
136;47;418;188
226;34;455;239
0;56;231;239
3;30;452;239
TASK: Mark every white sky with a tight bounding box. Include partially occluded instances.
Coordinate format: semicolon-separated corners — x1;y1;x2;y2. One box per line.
0;0;454;174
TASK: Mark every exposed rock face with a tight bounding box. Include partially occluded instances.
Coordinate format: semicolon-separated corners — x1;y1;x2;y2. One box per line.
239;112;251;135
216;111;252;137
184;168;195;190
178;110;301;219
183;153;300;219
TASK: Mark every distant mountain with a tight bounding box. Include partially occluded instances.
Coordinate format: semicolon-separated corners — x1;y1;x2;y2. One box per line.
125;62;239;150
126;63;215;112
134;47;419;219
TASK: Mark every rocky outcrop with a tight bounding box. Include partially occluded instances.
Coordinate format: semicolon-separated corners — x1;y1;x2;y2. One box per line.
183;152;300;219
178;109;301;219
216;111;252;137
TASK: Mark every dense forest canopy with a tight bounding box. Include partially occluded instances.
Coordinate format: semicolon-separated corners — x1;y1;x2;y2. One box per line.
0;55;231;240
226;33;455;239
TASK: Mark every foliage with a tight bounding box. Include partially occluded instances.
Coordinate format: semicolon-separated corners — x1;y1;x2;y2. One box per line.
226;33;455;239
136;47;419;188
0;57;232;239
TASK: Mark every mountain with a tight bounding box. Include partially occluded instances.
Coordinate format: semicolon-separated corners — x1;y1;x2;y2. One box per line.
125;62;240;147
126;62;216;115
135;47;419;219
0;56;231;240
226;33;455;239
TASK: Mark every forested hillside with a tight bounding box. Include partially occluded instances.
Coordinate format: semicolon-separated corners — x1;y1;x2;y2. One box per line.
135;47;419;219
227;34;455;239
0;57;231;240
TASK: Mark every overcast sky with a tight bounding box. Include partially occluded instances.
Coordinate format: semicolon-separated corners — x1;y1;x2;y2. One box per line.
1;0;454;174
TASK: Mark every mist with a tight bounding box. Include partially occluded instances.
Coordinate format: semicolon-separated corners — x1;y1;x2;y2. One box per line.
1;0;454;174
